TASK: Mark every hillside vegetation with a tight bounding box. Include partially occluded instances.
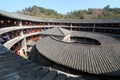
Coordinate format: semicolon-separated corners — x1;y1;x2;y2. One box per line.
17;5;120;19
17;5;65;19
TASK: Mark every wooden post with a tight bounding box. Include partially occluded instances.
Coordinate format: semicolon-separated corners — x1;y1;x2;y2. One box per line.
93;24;95;32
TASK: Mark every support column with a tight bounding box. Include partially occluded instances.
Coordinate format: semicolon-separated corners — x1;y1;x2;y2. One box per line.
22;38;27;51
21;37;28;58
19;20;27;57
70;23;72;32
70;23;73;42
93;24;95;32
20;30;24;36
19;20;24;36
19;20;22;26
48;23;50;29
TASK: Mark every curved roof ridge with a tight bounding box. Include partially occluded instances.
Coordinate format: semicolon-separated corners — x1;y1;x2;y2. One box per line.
36;36;120;76
57;27;70;36
1;10;120;23
40;27;70;36
57;27;65;36
40;29;120;46
48;36;102;47
71;31;120;46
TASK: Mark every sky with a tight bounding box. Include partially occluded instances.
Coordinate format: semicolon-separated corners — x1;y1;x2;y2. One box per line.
0;0;120;14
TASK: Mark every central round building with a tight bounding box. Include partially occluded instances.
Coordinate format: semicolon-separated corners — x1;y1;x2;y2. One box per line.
34;27;120;77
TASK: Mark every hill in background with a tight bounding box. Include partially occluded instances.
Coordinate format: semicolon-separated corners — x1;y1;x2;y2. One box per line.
17;5;120;19
17;5;65;19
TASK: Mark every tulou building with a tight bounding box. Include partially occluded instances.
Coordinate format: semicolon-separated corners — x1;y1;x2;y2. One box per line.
0;10;120;80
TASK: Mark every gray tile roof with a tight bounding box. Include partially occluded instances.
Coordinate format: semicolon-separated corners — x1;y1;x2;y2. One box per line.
0;10;120;23
40;27;120;46
36;36;120;76
40;27;70;36
0;45;87;80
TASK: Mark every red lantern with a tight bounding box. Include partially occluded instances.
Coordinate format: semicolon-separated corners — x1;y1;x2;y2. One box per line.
7;20;11;24
16;50;20;55
14;21;17;25
0;20;4;24
25;22;28;25
29;22;32;25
